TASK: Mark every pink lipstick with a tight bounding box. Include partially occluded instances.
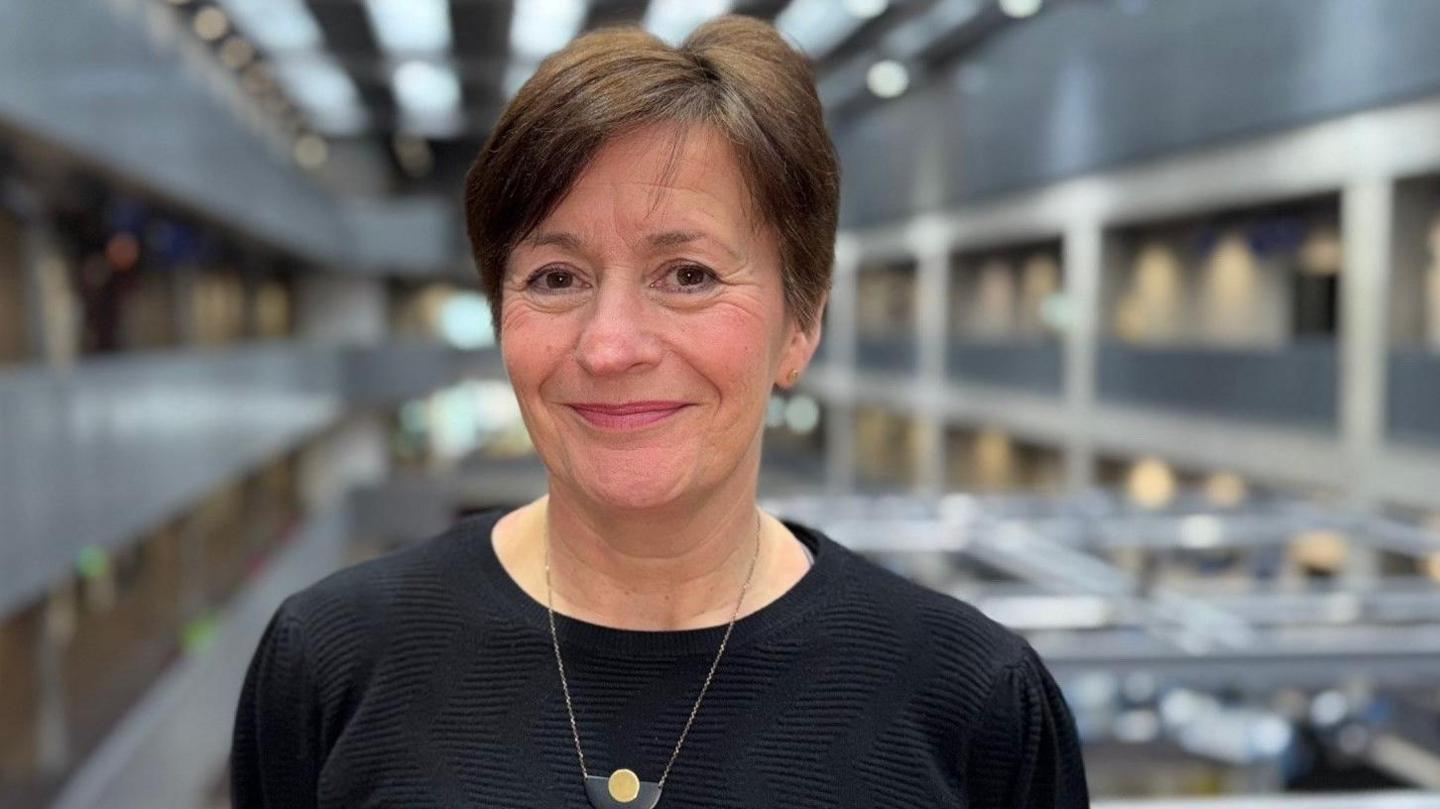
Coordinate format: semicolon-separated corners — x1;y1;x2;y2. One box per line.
568;401;691;431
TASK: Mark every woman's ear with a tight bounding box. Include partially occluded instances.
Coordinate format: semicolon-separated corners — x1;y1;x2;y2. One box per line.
776;293;826;388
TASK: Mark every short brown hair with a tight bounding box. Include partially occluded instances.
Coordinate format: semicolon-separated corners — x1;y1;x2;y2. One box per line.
463;15;839;340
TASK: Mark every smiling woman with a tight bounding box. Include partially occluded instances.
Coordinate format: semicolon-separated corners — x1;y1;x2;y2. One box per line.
497;123;808;520
231;14;1088;809
465;20;836;341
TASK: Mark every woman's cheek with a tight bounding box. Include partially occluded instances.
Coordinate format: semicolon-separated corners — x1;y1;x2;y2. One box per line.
499;299;536;337
502;306;569;365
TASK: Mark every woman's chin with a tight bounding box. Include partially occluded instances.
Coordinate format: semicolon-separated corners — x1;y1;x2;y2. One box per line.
580;479;688;512
563;462;696;513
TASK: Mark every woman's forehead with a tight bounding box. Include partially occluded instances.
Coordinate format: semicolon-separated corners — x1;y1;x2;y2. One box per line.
531;125;762;245
575;126;748;211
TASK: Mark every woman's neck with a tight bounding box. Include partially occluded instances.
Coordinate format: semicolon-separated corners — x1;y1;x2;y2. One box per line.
492;488;811;632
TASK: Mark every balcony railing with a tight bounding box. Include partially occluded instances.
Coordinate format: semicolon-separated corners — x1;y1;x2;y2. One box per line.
1388;348;1440;445
0;341;500;618
947;340;1064;395
856;332;918;375
1096;341;1338;428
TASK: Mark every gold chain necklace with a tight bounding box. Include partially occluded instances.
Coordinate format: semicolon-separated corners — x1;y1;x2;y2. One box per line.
543;507;762;808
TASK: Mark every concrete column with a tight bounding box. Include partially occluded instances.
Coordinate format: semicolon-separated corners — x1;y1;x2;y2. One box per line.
824;237;860;495
293;272;392;538
170;261;201;346
1386;181;1432;345
912;220;951;495
1340;179;1394;507
19;225;47;365
1062;220;1104;491
9;183;61;367
299;412;391;516
1340;178;1395;582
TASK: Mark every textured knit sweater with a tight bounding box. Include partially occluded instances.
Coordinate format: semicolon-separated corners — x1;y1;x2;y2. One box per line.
231;506;1090;808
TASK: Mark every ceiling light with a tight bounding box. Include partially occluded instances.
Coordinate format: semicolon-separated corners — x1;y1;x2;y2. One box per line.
843;0;888;18
393;60;463;136
883;0;981;60
1127;456;1175;510
393;134;435;179
1203;472;1248;507
1291;530;1349;573
1425;552;1440;583
643;0;732;46
866;59;909;98
503;0;588;100
364;0;452;55
293;134;328;169
998;0;1043;19
270;54;368;135
215;0;323;51
509;0;587;62
218;36;255;70
777;0;885;58
1299;226;1342;275
394;61;461;112
193;7;230;41
271;57;354;108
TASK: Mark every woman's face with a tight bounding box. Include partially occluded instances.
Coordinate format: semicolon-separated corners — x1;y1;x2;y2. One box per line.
500;123;821;512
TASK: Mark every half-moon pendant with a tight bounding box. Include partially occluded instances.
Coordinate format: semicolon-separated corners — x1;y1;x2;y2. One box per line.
584;769;662;809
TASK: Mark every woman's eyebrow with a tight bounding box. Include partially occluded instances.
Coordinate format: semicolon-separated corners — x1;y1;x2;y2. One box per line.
526;231;583;251
523;229;743;260
648;230;742;260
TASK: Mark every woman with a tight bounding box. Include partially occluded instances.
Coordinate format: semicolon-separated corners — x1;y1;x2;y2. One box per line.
231;15;1089;809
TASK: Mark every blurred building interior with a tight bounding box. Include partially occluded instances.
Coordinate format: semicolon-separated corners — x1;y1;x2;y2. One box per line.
3;0;1440;807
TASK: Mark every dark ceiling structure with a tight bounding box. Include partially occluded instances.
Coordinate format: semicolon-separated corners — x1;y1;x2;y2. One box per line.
163;0;1044;195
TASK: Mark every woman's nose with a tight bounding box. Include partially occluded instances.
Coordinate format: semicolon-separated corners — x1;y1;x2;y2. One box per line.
573;280;663;377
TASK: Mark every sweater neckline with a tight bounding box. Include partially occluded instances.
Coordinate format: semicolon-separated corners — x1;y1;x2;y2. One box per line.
468;505;840;658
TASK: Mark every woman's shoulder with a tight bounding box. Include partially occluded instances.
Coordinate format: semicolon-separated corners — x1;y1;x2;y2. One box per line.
272;511;499;672
293;512;486;602
815;531;1037;694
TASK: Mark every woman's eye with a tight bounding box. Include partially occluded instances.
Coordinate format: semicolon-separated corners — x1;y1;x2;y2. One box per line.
664;264;718;292
526;268;579;293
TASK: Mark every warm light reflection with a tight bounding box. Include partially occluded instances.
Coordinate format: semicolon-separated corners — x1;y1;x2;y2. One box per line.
1290;530;1350;574
1203;472;1248;508
1127;456;1176;510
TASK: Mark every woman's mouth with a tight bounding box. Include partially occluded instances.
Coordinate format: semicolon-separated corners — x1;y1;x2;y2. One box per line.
567;402;692;431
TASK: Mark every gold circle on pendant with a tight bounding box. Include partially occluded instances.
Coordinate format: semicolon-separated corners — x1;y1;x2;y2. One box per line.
608;768;641;802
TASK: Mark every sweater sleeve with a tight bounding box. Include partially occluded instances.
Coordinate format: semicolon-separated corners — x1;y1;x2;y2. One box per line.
965;642;1090;808
231;597;322;809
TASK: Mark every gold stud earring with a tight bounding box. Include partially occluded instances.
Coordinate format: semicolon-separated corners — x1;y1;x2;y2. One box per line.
787;368;799;385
